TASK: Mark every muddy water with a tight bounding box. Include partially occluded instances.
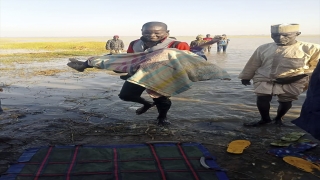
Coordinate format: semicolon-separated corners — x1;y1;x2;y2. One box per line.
1;36;320;137
1;36;320;179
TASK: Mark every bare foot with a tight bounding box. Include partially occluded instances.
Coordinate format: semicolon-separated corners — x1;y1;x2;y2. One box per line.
136;103;154;115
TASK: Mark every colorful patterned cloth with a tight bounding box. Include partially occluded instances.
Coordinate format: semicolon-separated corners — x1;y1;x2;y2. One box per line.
88;48;230;96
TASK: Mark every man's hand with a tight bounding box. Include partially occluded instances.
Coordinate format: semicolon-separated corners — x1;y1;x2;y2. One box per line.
241;79;251;86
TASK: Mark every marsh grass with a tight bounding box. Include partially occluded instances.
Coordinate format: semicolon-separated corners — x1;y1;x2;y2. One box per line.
0;41;106;50
0;68;69;78
0;41;107;64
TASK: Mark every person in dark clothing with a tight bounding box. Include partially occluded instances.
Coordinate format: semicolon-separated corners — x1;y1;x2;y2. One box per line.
291;60;320;140
203;34;213;52
68;22;222;126
106;35;124;54
119;21;190;126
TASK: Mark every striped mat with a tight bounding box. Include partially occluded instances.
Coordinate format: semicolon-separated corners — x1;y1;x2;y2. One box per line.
0;142;228;180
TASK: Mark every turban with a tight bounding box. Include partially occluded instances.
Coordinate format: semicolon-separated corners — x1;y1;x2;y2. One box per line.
271;24;299;33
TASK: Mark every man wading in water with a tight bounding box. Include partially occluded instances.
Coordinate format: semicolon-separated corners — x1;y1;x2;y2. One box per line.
119;21;190;126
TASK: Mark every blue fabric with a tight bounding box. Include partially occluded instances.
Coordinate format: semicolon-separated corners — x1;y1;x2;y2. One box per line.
218;40;228;46
190;47;207;60
292;62;320;140
217;45;228;52
267;142;320;163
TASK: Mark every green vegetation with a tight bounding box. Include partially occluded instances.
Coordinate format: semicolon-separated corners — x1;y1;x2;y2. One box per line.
0;40;107;64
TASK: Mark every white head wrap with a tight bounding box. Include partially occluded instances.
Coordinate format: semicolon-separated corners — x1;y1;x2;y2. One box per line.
271;23;300;33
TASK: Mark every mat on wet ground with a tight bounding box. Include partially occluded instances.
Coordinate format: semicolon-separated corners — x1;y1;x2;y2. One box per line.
0;142;228;180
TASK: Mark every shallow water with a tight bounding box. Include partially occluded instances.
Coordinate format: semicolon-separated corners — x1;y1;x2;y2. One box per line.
0;36;320;136
1;36;320;180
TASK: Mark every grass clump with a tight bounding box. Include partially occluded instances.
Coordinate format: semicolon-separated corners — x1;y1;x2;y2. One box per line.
0;40;108;65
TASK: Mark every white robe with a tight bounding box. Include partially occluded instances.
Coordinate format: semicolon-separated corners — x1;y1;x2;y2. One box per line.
239;41;320;95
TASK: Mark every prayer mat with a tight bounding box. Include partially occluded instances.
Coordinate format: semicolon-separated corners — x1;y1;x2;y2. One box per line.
0;142;229;180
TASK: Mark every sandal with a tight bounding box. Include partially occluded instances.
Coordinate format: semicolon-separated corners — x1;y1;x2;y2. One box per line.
281;132;305;142
283;156;320;173
227;140;251;154
270;139;312;147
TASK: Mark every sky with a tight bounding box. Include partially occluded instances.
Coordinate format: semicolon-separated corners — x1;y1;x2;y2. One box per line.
0;0;319;37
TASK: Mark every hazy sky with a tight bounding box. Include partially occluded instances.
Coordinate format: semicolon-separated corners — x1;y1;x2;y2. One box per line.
1;0;319;37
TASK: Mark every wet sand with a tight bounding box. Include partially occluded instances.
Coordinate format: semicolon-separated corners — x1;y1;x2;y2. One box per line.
1;36;320;179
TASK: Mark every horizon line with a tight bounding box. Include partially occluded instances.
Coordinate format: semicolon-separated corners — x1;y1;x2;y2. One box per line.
1;34;320;38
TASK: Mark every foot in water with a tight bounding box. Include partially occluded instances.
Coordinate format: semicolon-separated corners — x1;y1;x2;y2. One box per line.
274;118;284;126
243;119;272;127
157;117;171;126
274;119;294;127
136;103;154;115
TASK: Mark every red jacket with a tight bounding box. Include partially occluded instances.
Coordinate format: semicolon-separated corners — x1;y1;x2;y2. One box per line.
203;37;213;41
127;38;190;53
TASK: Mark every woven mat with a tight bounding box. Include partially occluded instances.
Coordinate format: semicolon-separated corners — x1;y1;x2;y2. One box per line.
0;142;228;180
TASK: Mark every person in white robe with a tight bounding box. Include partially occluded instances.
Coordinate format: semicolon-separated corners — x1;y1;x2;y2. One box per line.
238;23;320;126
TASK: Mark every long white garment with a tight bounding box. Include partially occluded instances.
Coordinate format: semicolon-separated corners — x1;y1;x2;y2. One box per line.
239;41;320;95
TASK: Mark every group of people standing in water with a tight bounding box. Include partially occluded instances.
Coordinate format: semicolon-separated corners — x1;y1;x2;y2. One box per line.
190;34;230;53
68;21;320;141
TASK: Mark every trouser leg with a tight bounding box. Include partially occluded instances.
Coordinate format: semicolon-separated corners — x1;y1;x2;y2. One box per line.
257;95;273;122
274;101;292;122
0;99;3;114
217;45;221;52
118;81;150;105
223;45;227;52
243;95;273;126
153;96;172;125
153;96;171;119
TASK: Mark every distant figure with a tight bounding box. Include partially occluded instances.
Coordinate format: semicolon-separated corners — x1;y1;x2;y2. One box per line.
239;23;320;127
292;61;320;140
106;35;125;54
190;35;206;48
217;34;230;52
169;37;177;40
190;35;210;60
203;34;213;52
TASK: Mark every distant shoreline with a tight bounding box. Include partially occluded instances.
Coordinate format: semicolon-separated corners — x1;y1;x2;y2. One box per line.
1;34;319;38
1;35;319;43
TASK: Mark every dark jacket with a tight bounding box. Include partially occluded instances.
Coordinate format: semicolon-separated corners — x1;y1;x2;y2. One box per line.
292;61;320;140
